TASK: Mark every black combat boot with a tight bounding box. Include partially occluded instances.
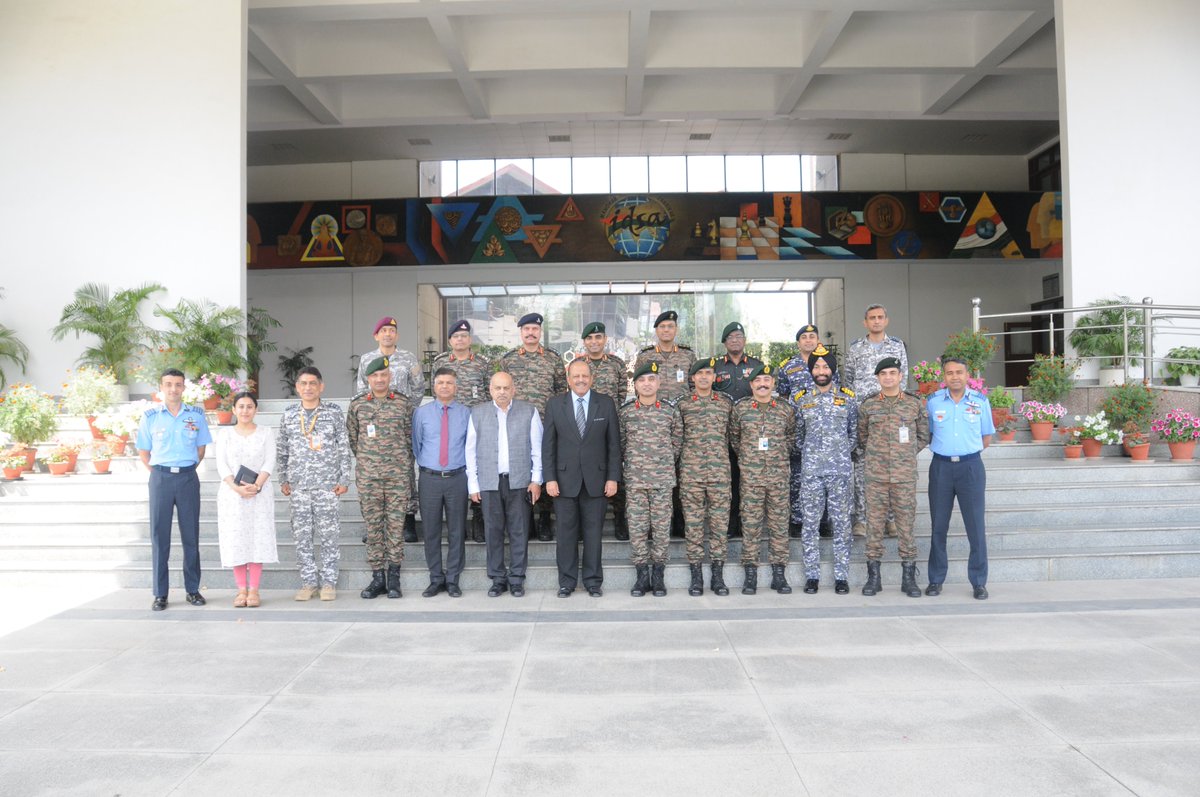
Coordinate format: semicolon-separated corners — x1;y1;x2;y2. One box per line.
742;564;757;595
403;513;417;543
614;510;629;541
788;521;803;539
360;569;387;599
471;506;485;543
386;563;402;599
770;564;792;594
630;564;651;597
651;564;667;597
901;561;921;598
537;511;554;542
803;578;819;594
710;561;729;596
862;560;882;596
688;563;704;596
834;580;850;594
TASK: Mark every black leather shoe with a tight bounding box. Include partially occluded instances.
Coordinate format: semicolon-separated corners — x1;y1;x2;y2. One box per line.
925;583;942;596
510;584;525;598
151;596;167;611
487;581;507;597
185;592;206;606
422;582;447;598
973;585;989;600
788;522;803;539
557;587;572;598
834;580;849;594
447;583;462;598
803;579;819;594
471;510;486;543
403;513;418;543
537;512;554;542
587;586;603;598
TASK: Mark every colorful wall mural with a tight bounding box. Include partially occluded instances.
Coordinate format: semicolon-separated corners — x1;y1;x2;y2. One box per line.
247;190;1063;269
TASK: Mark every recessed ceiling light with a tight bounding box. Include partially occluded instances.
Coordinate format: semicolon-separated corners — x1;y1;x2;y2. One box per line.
548;134;571;143
689;133;712;141
962;133;988;143
826;132;852;141
270;142;297;152
407;137;432;146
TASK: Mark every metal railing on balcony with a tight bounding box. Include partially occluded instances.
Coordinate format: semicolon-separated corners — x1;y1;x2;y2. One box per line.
970;297;1200;387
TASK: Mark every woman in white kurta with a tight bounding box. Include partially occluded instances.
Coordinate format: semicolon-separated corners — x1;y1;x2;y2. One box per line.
215;392;278;607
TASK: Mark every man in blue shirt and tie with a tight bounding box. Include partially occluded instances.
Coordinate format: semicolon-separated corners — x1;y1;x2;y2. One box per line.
925;356;995;599
136;368;213;611
412;367;471;596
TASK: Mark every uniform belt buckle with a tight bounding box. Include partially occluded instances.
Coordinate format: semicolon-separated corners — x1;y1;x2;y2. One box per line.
950;456;960;463
170;466;181;474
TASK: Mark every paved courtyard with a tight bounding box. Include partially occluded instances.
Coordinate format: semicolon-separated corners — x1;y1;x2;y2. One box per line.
1;577;1198;796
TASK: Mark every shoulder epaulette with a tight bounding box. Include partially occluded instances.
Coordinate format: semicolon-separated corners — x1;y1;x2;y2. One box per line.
792;389;808;401
839;386;856;397
734;395;755;406
544;347;561;358
502;348;520;358
903;390;921;399
620;397;638;408
350;390;369;402
639;345;656;352
662;396;680;408
714;392;733;403
678;344;692;351
608;353;627;365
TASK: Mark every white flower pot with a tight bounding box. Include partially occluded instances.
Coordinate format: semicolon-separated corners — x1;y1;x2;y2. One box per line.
1181;373;1200;388
1099;367;1125;386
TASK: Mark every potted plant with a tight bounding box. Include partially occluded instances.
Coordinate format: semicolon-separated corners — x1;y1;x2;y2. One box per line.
59;366;119;438
1068;296;1145;385
90;441;112;474
246;306;281;389
93;400;153;457
1151;409;1200;461
994;419;1016;443
942;327;998;378
912;360;942;396
0;298;30;390
2;453;26;480
278;346;315;397
987;385;1016;428
51;282;164;391
1069;411;1119;458
1100;383;1158;438
0;384;60;470
1122;422;1150;461
1060;425;1084;459
198;373;245;420
1025;354;1078;404
40;448;71;476
152;298;248;379
53;439;85;472
1017;400;1066;441
1165;346;1200;387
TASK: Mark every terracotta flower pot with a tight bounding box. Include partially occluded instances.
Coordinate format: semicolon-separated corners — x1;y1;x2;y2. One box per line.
996;430;1016;443
1064;444;1083;459
216;410;234;425
918;381;940;396
20;448;36;472
1168;440;1196;461
86;415;105;440
47;461;70;476
1128;443;1150;461
65;451;79;472
107;435;129;458
991;408;1011;429
1029;421;1054;441
1081;438;1104;458
3;466;22;480
92;459;111;474
203;396;220;411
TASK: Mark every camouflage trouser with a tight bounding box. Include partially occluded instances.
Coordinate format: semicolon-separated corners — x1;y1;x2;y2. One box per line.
290;488;341;587
627;486;672;565
852;459;865;525
788;453;804;524
866;480;918;562
406;464;418;516
680;480;730;563
801;475;852;580
739;476;789;565
359;477;410;569
609;482;626;525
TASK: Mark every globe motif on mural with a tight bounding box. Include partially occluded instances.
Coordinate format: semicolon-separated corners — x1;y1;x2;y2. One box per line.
601;195;672;259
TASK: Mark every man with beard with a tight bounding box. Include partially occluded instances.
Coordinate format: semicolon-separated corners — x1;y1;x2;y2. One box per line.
777;324;826;539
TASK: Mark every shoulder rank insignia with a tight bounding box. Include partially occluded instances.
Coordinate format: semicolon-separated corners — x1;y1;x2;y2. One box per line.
839;386;856;397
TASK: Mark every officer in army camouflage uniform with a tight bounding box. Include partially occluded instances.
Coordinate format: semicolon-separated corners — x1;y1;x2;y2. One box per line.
619;361;682;598
793;346;858;595
842;304;909;537
355;315;424;545
432;319;493;544
857;356;929;598
277;366;352;602
677;357;733;596
713;321;761;540
499;312;568;541
777;324;828;538
730;364;796;595
579;321;630;539
348;356;414;600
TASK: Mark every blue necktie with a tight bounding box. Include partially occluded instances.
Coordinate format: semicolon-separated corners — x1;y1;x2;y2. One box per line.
576;397;586;437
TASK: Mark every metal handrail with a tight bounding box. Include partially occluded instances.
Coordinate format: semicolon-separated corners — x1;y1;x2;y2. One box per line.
970;297;1200;387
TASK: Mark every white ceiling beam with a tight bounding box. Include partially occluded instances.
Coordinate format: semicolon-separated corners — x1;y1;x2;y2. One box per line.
624;8;651;116
922;9;1053;115
247;28;341;124
775;8;853;115
426;12;490;120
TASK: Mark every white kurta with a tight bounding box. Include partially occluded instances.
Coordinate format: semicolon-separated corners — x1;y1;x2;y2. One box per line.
214;425;279;567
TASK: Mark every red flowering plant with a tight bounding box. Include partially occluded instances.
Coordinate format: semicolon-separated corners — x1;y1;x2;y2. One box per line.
1151;409;1200;443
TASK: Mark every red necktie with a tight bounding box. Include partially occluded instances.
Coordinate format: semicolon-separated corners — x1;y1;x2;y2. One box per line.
439;405;450;467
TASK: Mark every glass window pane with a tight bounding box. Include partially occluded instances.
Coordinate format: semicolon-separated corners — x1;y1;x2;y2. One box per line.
533;158;571;195
725;155;763;192
610;156;649;192
687;155;725;192
803;154;838;191
648;156;686;192
456;159;495;196
495;158;534;195
572;157;610;194
419;160;456;198
763;155;802;191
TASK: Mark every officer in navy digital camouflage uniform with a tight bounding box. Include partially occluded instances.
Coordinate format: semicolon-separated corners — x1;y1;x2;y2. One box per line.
793;346;858;595
776;323;826;538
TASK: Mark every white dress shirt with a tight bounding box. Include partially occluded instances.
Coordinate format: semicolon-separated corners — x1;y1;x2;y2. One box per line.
466;400;544;494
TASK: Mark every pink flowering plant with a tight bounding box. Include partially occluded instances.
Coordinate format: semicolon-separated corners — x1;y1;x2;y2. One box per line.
198;374;246;410
1018;400;1067;424
1152;409;1200;443
912;361;942;382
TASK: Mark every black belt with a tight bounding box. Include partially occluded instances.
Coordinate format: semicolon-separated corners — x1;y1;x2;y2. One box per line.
932;451;981;463
153;463;197;473
420;466;465;477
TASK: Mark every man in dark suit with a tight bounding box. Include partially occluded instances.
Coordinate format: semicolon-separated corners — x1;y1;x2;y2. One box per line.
542;357;622;597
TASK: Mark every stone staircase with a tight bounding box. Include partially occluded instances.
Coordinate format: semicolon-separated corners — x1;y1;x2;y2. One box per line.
2;401;1199;593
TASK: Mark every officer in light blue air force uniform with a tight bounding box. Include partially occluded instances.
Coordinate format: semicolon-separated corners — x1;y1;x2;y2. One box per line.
924;355;995;600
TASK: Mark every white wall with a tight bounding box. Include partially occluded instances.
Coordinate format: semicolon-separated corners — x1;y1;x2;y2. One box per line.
1057;0;1200;363
840;154;1029;191
813;279;846;355
248;160;419;202
1;0;246;391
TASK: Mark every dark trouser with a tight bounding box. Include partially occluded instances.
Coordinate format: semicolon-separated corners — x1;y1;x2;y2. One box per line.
927;453;988;588
728;449;742;534
554;487;606;590
482;475;531;585
148;467;201;597
419;469;468;586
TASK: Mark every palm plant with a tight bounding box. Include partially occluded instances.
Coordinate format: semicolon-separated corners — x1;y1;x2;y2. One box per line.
153;298;248;378
0;323;29;391
51;282;164;383
1068;296;1145;368
245;306;282;378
